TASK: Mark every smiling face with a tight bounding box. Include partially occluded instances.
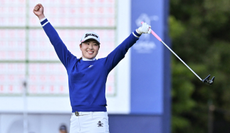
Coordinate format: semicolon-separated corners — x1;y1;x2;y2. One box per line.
80;39;100;59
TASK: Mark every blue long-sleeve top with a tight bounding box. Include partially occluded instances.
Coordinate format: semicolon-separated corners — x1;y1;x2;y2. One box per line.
40;18;141;112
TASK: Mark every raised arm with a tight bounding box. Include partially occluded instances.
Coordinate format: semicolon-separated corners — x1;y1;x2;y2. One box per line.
105;22;151;72
33;4;75;69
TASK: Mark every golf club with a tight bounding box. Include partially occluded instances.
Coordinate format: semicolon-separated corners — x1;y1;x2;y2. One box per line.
141;22;215;85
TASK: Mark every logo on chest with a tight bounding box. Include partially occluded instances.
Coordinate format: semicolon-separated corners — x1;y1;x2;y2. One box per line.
88;65;93;68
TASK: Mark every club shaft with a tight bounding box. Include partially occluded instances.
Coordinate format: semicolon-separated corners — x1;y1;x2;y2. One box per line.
140;22;203;81
160;40;203;81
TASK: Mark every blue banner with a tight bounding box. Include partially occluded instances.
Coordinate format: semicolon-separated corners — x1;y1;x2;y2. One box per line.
131;0;165;115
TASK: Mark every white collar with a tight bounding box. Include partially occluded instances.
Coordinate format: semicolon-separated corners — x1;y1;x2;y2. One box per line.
82;57;96;61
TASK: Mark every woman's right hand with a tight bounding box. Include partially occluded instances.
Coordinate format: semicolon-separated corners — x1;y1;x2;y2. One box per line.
33;4;45;20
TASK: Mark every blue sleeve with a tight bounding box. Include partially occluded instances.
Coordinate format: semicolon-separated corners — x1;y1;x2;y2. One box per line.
41;18;75;69
105;30;141;72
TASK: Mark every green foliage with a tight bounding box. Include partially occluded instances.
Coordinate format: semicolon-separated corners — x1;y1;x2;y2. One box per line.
171;57;196;132
170;0;230;132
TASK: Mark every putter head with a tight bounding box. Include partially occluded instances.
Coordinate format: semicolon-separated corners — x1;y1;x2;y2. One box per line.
202;74;215;85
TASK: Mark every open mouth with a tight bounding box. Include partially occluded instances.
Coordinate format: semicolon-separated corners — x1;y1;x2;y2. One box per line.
87;51;94;55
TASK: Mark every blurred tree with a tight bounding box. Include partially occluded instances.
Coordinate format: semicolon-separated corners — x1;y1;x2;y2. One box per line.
170;0;230;132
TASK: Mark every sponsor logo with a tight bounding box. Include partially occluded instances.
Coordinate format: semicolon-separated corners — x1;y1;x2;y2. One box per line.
85;33;98;38
133;13;159;53
97;121;103;127
88;65;93;68
133;41;156;53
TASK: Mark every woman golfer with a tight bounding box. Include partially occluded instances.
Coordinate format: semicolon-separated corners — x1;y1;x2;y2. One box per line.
33;3;151;133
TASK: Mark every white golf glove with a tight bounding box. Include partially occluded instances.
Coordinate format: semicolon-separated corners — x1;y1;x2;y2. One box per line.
136;22;151;34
